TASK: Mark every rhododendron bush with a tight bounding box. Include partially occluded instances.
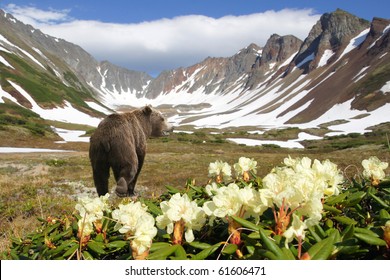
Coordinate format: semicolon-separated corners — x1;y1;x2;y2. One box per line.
8;156;390;260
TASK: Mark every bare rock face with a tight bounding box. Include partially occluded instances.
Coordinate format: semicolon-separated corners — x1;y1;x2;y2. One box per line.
290;9;371;73
144;44;263;98
261;34;302;65
245;34;302;89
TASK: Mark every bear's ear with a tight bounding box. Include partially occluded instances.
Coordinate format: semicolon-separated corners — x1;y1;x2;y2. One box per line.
142;105;152;115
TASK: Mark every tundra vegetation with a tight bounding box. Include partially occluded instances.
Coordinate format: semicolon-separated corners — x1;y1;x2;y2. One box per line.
0;124;389;260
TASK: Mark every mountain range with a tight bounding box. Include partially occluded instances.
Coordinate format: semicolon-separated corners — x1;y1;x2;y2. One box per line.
0;8;389;142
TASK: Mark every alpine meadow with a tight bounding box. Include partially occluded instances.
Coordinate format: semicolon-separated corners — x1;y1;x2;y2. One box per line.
0;7;389;260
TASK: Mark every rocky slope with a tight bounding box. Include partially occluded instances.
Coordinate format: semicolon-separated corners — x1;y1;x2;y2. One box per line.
0;8;389;136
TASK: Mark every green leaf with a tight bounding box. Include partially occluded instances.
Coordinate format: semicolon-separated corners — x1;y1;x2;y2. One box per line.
94;233;105;242
62;243;79;258
344;191;366;206
258;249;278;260
334;216;358;225
379;209;390;220
308;227;322;243
341;224;355;241
42;223;61;235
353;233;386;246
221;243;237;255
354;227;380;237
368;192;389;208
189;241;212;250
307;230;336;260
192;243;222;260
147;244;179;260
281;247;296;260
325;191;349;205
247;232;261;239
51;227;73;242
141;199;163;216
173;245;187;260
149;242;172;252
87;240;106;255
231;216;260;231
165;185;181;194
258;227;287;260
189;184;203;194
47;240;74;257
82;251;94;260
106;240;128;249
323;204;342;214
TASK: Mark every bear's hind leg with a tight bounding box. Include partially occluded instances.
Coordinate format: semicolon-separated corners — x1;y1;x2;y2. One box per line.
114;164;138;197
92;161;110;196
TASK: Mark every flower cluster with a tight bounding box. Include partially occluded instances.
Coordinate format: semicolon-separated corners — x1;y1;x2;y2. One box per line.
156;193;206;244
208;160;232;183
112;201;157;257
203;183;267;221
362;156;389;186
70;155;388;260
75;193;110;238
208;157;257;183
234;157;257;181
262;156;344;237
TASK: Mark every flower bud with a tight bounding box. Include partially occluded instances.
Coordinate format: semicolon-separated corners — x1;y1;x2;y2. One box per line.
243;171;250;182
384;220;390;248
228;219;241;245
173;219;185;245
131;242;150;260
300;252;311;260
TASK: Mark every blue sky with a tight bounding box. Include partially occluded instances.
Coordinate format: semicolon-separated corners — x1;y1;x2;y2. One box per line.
1;1;388;75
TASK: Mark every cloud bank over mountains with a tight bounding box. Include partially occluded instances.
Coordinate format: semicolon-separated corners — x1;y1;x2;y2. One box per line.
4;4;320;74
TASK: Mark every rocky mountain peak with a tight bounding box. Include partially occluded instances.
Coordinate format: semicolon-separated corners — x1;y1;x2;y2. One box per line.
260;34;302;65
244;34;302;89
290;9;371;73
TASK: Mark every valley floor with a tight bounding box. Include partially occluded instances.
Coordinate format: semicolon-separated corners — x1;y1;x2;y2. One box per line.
0;134;389;257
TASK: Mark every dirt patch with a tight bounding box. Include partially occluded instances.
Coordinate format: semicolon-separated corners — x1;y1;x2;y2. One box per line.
0;163;49;176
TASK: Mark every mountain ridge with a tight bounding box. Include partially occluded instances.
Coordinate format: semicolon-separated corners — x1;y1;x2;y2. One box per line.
0;8;390;139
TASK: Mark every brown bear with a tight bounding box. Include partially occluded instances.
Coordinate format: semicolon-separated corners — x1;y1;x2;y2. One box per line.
89;105;173;197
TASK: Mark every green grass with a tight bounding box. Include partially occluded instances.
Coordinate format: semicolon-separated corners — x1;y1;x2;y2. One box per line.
0;121;389;257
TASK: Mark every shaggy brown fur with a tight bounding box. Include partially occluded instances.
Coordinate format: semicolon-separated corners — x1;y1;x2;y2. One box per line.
89;106;172;196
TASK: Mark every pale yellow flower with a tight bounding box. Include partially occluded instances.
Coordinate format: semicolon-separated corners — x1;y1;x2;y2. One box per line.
362;156;388;185
234;157;257;175
132;214;158;255
75;193;110;237
156;193;206;243
208;160;232;182
203;183;267;220
283;214;307;248
112;201;149;234
262;156;343;231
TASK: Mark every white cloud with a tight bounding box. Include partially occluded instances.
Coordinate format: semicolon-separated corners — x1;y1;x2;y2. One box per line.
5;4;71;25
5;5;320;74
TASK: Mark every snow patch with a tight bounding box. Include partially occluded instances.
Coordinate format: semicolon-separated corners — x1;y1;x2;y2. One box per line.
380;81;390;94
338;28;370;60
0;147;72;153
296;53;314;68
8;80;101;127
86;101;113;115
352;66;370;83
227;138;304;149
0;55;14;69
318;50;334;67
52;127;90;143
0;34;45;69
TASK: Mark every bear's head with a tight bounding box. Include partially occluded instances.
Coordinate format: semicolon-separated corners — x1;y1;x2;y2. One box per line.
142;106;173;137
